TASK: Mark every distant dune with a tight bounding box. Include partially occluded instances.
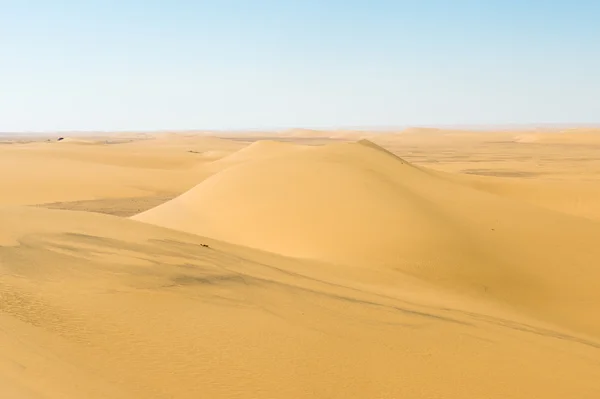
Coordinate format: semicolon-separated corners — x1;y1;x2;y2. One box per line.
0;135;245;206
514;128;600;144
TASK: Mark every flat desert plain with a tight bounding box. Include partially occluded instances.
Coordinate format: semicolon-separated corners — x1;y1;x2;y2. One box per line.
2;128;600;398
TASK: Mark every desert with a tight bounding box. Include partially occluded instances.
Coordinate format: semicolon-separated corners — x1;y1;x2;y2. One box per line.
1;128;600;398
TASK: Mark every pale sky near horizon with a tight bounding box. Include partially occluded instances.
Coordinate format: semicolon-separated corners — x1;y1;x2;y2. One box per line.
1;0;599;132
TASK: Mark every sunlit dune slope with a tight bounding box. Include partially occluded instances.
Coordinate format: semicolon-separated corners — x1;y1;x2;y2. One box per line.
2;206;600;398
135;140;600;336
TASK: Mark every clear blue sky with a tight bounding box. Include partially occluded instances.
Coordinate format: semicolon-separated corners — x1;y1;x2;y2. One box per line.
1;0;599;132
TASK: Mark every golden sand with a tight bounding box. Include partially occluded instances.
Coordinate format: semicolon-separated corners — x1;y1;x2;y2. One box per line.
1;129;600;398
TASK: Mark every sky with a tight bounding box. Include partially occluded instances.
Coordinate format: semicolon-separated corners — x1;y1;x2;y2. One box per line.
1;0;599;132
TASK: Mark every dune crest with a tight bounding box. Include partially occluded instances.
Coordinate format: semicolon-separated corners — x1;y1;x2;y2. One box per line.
210;139;306;166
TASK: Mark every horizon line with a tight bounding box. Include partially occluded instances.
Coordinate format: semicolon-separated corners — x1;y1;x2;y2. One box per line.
3;122;600;135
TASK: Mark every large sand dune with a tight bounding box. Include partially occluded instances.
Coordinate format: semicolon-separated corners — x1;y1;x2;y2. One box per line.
2;131;600;398
135;140;600;336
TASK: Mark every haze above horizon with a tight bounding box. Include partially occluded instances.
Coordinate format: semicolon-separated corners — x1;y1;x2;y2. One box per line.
1;0;599;132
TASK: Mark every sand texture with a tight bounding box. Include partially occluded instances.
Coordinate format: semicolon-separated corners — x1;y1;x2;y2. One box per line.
2;129;600;398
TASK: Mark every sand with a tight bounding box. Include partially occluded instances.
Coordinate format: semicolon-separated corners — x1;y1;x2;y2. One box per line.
2;129;600;398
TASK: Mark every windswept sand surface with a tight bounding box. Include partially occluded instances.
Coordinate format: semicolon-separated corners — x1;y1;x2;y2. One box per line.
2;129;600;398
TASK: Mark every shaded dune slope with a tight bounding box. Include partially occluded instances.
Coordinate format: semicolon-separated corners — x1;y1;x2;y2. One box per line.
135;140;600;337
